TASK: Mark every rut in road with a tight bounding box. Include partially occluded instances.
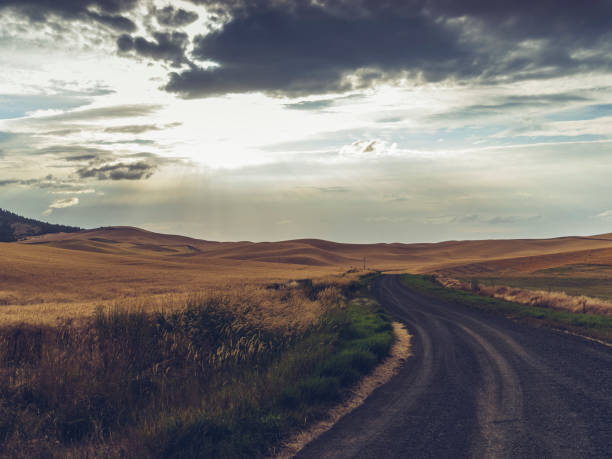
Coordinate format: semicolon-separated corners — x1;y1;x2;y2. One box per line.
296;275;612;459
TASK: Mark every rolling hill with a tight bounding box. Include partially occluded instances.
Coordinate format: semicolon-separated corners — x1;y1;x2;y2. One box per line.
4;221;612;325
20;226;612;272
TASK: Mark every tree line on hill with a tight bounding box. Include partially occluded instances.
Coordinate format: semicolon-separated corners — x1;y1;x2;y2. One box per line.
0;208;81;242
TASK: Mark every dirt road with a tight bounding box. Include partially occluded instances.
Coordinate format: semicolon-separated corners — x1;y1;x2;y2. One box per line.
296;275;612;458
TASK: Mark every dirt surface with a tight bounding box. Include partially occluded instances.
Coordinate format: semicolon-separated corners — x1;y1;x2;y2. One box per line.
296;275;612;458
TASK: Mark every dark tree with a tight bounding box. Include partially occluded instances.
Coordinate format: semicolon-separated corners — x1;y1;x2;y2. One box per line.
0;208;81;242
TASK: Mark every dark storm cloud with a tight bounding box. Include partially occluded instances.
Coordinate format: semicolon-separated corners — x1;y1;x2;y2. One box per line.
163;0;612;98
76;161;156;180
117;32;190;66
0;0;139;31
426;0;612;44
87;10;136;31
167;1;465;97
69;150;176;182
154;6;199;27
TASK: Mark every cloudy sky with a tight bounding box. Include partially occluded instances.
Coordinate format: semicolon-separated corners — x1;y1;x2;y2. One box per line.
1;0;612;243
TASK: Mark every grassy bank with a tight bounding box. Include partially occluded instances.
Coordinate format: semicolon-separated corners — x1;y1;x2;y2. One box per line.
458;274;612;302
402;274;612;342
0;277;393;457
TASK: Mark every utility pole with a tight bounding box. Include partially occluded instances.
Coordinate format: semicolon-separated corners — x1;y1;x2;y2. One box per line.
363;256;366;271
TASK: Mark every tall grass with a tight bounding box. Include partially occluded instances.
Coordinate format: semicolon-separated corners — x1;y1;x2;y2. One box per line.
434;274;612;316
0;277;393;457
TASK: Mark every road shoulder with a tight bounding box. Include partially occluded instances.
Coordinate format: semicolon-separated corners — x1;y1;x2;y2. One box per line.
274;322;412;458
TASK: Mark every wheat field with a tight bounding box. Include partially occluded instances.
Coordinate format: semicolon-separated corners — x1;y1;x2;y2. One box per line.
5;227;612;325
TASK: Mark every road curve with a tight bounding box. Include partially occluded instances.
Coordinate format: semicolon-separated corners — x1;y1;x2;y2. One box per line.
296;275;612;458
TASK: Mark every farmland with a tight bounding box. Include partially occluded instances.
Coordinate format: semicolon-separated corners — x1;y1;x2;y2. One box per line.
3;226;612;455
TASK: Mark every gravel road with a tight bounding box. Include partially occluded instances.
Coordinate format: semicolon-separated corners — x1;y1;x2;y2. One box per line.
296;275;612;458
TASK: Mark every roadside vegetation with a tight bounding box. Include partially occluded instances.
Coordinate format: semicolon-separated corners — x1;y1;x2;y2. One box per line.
453;264;612;302
402;274;612;342
0;273;393;457
436;275;612;316
456;275;612;301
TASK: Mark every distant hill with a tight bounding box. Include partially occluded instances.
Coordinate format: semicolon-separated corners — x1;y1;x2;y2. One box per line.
19;225;612;273
0;208;81;242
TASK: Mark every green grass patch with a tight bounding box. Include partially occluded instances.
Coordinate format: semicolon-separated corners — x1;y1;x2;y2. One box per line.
402;274;612;342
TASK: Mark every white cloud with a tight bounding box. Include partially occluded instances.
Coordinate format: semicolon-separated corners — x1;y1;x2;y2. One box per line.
596;210;612;219
42;197;79;215
51;189;96;195
340;139;398;159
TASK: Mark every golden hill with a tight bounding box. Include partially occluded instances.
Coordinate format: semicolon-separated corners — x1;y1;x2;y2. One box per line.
22;227;612;270
2;226;612;324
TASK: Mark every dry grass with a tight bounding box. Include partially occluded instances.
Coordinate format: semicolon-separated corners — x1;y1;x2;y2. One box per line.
0;273;396;457
0;242;336;305
434;275;612;316
0;230;376;326
0;284;329;454
0;283;328;328
0;232;370;327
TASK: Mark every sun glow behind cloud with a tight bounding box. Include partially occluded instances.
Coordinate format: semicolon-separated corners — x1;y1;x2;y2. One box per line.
2;1;612;242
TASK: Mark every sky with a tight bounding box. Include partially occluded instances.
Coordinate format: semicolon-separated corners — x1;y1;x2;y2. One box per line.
1;0;612;243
